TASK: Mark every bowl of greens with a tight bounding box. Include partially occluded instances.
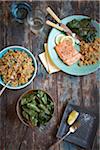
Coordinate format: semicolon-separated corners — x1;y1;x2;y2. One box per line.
16;89;54;127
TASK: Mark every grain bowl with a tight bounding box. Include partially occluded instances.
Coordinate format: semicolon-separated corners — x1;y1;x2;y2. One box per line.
0;46;37;89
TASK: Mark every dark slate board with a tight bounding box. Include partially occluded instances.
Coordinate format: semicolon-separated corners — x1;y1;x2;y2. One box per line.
57;103;99;150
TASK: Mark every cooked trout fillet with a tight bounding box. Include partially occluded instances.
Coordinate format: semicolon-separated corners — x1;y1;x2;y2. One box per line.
55;40;82;66
64;53;82;66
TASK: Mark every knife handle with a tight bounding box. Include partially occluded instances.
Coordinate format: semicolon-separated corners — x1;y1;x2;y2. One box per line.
46;20;64;31
47;7;61;23
61;24;72;34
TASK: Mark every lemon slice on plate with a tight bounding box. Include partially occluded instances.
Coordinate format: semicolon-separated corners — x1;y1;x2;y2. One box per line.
67;110;79;125
60;35;75;46
55;34;66;45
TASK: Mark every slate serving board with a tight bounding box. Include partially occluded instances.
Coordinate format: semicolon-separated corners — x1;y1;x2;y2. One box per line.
57;104;99;149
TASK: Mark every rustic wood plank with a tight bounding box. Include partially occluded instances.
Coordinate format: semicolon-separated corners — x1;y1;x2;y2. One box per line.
0;2;34;150
0;1;99;150
31;1;62;150
0;2;8;149
56;1;100;150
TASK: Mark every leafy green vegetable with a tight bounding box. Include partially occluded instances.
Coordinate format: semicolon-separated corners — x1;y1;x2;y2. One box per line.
22;111;29;120
67;18;97;42
41;94;47;104
20;90;54;127
30;116;38;126
22;106;36;117
27;103;40;112
21;98;27;105
39;104;50;115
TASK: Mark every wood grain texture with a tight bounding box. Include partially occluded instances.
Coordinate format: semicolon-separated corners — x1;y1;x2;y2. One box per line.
0;1;99;150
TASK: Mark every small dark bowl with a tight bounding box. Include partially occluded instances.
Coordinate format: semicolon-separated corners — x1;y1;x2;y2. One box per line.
16;89;55;128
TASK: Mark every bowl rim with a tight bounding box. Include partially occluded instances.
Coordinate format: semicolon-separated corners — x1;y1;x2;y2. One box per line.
0;45;37;89
16;89;55;128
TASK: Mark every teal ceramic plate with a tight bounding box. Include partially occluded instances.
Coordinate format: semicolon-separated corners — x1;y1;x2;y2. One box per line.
48;15;100;76
0;46;37;89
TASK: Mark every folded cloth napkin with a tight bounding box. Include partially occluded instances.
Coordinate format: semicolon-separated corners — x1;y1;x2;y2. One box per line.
39;43;60;74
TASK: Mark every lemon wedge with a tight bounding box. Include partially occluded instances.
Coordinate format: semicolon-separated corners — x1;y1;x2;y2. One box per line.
67;110;79;125
60;36;75;46
55;34;66;45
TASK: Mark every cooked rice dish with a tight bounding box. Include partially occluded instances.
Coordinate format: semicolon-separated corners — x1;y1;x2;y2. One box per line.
0;49;34;87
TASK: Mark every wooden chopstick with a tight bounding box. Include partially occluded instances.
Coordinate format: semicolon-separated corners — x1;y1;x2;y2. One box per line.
46;20;64;32
46;7;81;44
46;7;72;35
46;7;61;24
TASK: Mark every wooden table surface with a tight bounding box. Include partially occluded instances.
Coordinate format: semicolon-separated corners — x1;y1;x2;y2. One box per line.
0;1;99;150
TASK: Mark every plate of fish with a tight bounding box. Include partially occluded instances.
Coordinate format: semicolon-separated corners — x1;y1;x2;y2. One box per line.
48;15;100;76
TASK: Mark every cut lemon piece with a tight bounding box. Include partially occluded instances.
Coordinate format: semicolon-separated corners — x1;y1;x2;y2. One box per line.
60;36;75;46
55;34;66;45
67;110;79;125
